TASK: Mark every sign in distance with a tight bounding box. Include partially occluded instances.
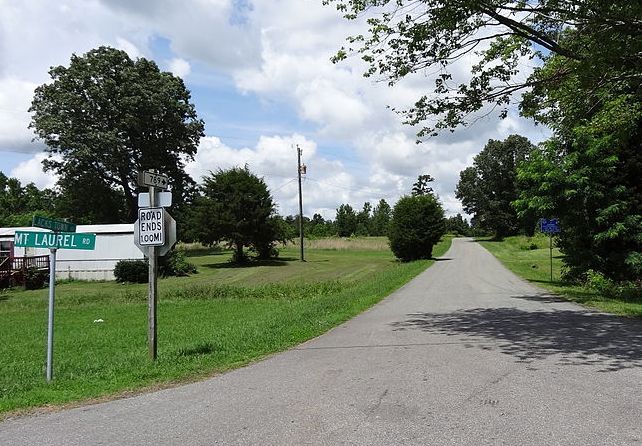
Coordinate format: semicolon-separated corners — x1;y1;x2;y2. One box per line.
137;171;169;190
138;207;165;246
14;231;96;250
540;218;561;234
32;215;76;233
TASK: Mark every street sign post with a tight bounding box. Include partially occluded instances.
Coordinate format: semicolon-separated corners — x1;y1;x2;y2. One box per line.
14;224;95;382
135;170;176;360
137;170;169;190
33;215;77;233
540;218;561;282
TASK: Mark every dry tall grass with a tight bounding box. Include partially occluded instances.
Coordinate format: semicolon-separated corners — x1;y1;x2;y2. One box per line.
285;237;390;251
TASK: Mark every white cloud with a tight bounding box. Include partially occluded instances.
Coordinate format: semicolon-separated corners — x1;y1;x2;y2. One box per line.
0;78;40;153
168;58;191;78
116;37;142;59
9;152;57;189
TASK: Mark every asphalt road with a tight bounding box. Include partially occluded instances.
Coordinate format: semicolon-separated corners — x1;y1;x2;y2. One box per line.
2;238;641;445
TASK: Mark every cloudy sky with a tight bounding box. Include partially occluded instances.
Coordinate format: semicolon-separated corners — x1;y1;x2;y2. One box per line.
0;0;549;219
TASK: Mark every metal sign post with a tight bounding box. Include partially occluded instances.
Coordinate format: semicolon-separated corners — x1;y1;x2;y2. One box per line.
46;248;57;382
15;217;95;382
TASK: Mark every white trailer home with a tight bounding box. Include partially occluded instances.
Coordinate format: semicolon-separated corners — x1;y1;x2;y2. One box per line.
0;224;143;281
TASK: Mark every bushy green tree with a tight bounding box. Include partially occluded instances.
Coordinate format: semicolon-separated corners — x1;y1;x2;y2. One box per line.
455;135;536;237
188;166;281;263
370;199;391;236
29;46;204;223
388;195;446;261
335;204;358;237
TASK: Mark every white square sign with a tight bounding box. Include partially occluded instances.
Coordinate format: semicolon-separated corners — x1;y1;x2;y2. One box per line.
138;207;165;246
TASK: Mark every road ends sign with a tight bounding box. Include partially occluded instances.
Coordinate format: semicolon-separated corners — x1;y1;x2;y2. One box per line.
137;208;165;246
134;209;176;257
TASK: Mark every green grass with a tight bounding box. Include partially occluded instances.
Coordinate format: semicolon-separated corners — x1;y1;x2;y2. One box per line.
478;235;642;317
0;236;453;416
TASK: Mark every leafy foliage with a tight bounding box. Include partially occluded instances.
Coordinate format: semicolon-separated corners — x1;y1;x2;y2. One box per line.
456;135;536;237
189;166;284;263
514;15;642;281
159;249;198;277
326;0;642;137
29;46;204;224
445;214;471;236
370;199;392;236
411;174;434;196
335;204;358;237
0;173;58;227
388;194;446;261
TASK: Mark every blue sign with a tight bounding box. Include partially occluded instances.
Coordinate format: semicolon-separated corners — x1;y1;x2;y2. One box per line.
540;218;560;234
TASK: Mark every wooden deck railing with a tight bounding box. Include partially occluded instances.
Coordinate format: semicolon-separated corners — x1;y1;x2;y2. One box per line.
0;255;50;287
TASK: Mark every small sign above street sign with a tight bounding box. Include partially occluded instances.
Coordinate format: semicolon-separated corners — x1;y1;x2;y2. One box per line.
14;231;96;250
137;171;169;190
137;207;165;246
138;191;172;208
540;218;561;234
32;215;76;233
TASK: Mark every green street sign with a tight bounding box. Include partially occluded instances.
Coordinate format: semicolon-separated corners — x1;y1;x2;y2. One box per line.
14;231;96;250
32;215;77;233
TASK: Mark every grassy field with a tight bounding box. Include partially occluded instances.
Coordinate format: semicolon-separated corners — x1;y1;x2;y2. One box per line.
0;236;452;416
478;235;642;317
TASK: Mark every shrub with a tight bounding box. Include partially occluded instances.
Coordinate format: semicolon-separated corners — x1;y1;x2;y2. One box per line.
114;260;148;283
23;266;48;290
159;249;197;277
388;194;446;261
584;269;642;301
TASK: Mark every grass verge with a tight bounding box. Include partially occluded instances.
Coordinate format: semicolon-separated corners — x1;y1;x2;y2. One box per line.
0;236;453;417
478;235;642;317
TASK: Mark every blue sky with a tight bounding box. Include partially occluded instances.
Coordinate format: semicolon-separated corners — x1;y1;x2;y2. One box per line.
0;0;549;219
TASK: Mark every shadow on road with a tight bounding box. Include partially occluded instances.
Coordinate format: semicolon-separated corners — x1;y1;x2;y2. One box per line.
391;304;642;372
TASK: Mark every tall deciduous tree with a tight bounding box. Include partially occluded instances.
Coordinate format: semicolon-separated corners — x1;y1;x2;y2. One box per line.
189;166;283;263
455;135;535;237
29;46;204;223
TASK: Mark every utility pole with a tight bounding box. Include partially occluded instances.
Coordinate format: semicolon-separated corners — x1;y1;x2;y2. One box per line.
297;144;305;262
